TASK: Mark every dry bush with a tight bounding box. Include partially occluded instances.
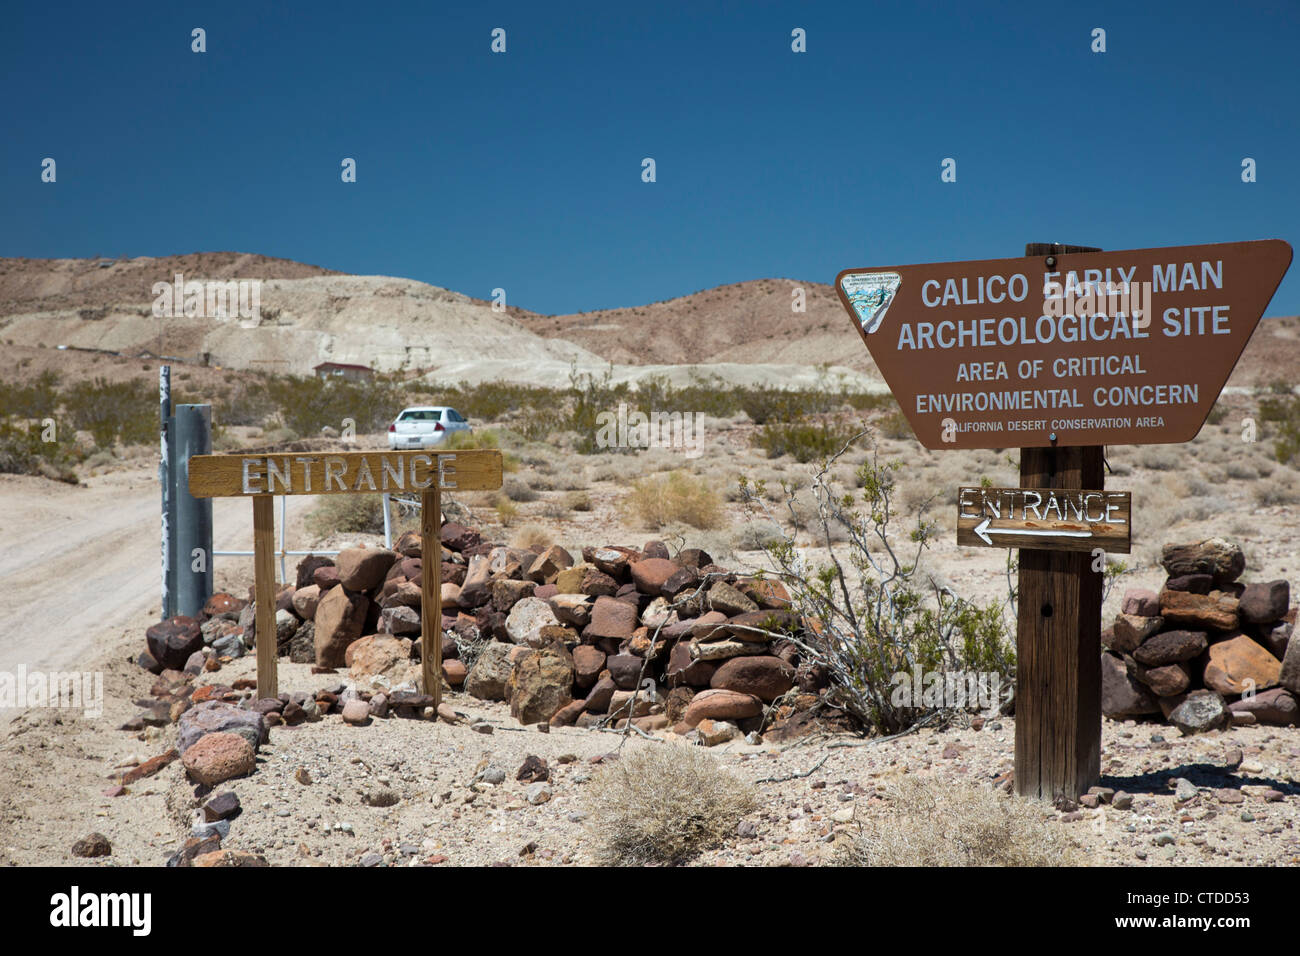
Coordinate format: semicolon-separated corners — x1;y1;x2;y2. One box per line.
509;522;553;550
836;777;1084;867
1137;446;1179;471
566;491;593;512
1252;470;1300;506
583;745;758;865
623;471;723;530
493;495;519;525
306;494;386;538
502;477;539;502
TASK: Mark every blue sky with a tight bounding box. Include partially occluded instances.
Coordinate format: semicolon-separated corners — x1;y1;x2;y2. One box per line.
3;1;1298;316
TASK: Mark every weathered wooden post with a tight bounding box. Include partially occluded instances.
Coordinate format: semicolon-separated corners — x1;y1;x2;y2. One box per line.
420;483;443;706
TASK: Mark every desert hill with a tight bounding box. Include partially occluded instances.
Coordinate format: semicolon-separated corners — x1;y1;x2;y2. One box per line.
0;253;1295;392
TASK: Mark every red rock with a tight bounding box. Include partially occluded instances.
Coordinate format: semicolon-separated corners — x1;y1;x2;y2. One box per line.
121;748;179;784
181;732;255;786
440;522;481;552
1239;580;1290;625
203;593;246;617
572;646;606;688
711;655;796;702
1160;538;1245;584
347;635;414;682
442;660;467;685
291;584;322;621
630;558;678;595
1159;589;1239;631
585;595;639;640
395;530;423;557
334;547;399;592
1111;614;1164;654
665;641;717;688
682;688;763;726
1132;629;1207;666
579;567;619;596
1228;687;1297;725
313;565;341;590
1204;635;1281;695
313;587;369;667
146;616;203;670
528;545;574;584
1120;588;1160;616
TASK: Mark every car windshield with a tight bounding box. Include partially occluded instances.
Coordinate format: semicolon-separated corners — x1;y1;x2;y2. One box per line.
398;409;445;422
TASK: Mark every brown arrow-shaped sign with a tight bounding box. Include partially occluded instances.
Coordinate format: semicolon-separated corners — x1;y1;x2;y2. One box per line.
835;239;1292;450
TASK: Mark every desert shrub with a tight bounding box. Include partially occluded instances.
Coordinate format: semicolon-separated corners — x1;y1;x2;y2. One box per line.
62;376;155;448
493;495;519;525
509;523;553;550
623;470;723;530
1252;471;1300;506
836;777;1083;867
502;477;539;502
583;745;758;865
306;494;387;538
754;420;857;462
442;428;521;471
0;370;60;419
567;491;593;512
0;419;79;482
1258;394;1300;464
739;433;1015;734
261;374;407;436
876;410;914;440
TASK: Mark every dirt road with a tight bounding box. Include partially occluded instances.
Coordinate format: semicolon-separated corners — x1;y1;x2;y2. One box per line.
0;467;315;682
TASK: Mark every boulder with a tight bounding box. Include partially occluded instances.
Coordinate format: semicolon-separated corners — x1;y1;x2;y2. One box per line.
347;635;415;683
203;592;247;619
442;660;467;686
665;641;718;687
1227;687;1297;725
1100;652;1160;717
334;547;398;592
291;584;322;621
505;597;561;646
584;675;617;713
491;578;536;613
440;522;481;552
1160;538;1245;584
606;654;645;690
1203;634;1281;695
1167;690;1230;735
178;701;268;754
722;609;800;641
507;644;574;725
381;604;421;636
288;622;315;663
682;688;763;726
579;567;619;596
313;587;369;668
1111;614;1163;654
1126;658;1190;697
1255;620;1291;660
313;565;341;590
690;639;769;661
394;530;423;558
1165;573;1214;594
294;555;335;590
711;655;795;702
182;732;255;786
456;555;493;608
1239;581;1290;625
1280;630;1300;694
527;545;574;584
630;557;678;595
146;617;204;671
549;593;593;628
465;642;514;701
1132;629;1207;666
572;646;606;688
708;581;759;616
1120;588;1161;616
1159;589;1238;631
585;595;639;641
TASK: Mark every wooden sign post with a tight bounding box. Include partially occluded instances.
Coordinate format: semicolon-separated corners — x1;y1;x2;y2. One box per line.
835;237;1292;802
189;449;504;701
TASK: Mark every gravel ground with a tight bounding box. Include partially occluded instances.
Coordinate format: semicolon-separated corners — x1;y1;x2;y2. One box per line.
3;626;1298;868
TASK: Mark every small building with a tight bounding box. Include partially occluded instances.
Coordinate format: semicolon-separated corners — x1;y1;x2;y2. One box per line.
313;362;375;383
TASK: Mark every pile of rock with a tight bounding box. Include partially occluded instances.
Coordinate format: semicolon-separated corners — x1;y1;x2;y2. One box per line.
1102;537;1297;733
136;522;828;744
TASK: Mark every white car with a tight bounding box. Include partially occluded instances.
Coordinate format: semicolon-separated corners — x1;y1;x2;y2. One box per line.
387;406;472;448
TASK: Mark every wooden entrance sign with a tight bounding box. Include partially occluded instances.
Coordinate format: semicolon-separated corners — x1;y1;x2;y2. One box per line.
956;486;1131;554
835;238;1291;801
189;449;503;700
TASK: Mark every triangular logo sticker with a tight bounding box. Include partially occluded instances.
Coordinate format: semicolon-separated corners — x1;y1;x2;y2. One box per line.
839;271;901;335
